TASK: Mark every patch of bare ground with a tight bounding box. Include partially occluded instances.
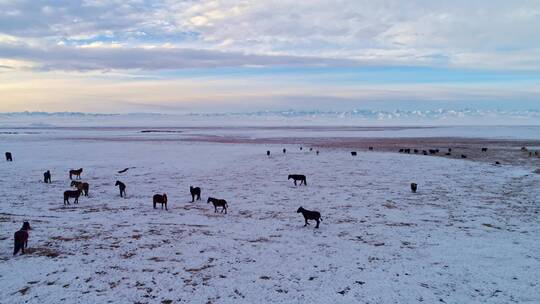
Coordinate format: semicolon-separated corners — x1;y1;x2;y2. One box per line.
25;247;61;258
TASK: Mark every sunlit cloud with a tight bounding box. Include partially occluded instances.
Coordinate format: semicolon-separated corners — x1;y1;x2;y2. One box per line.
0;1;539;113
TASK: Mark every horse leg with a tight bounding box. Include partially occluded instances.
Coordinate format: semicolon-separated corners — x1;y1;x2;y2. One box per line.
304;218;308;226
294;180;297;186
224;206;227;214
191;194;194;203
315;219;320;228
165;203;168;211
214;205;217;213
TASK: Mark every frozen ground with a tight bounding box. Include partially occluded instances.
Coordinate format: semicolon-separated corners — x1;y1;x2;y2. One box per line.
0;128;539;304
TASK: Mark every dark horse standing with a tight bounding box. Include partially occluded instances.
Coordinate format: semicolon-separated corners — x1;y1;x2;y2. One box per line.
115;181;126;197
190;186;201;202
13;222;31;255
69;168;83;180
207;197;228;214
297;207;322;228
64;189;82;205
288;174;307;186
43;170;52;183
5;152;12;161
153;193;168;210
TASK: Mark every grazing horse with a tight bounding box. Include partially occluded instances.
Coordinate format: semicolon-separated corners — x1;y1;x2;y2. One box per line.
422;150;428;155
448;148;452;153
461;154;467;159
495;161;501;165
190;186;201;202
481;147;488;152
207;197;228;214
414;149;418;153
297;207;322;228
369;147;374;151
43;170;51;183
5;152;12;161
410;183;418;193
64;189;82;205
69;168;83;180
267;150;270;156
13;222;31;255
115;180;126;197
288;174;307;186
316;150;319;155
153;193;168;210
351;151;357;156
283;148;286;154
71;181;89;196
300;147;303;150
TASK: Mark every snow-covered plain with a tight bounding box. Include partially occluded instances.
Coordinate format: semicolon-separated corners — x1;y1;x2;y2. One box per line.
0;128;539;304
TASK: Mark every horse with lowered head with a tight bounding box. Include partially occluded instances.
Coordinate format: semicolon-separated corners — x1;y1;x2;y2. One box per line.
69;168;83;180
288;174;307;186
207;197;228;214
153;193;168;210
190;186;201;202
71;181;89;196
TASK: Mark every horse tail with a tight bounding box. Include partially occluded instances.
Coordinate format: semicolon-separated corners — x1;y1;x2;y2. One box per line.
13;240;21;255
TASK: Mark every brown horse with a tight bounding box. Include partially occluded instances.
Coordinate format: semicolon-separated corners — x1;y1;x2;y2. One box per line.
71;181;89;196
69;168;83;180
64;189;82;205
153;193;168;210
13;222;31;255
207;197;228;214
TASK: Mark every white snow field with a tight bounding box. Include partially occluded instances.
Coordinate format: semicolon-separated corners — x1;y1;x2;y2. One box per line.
0;128;539;304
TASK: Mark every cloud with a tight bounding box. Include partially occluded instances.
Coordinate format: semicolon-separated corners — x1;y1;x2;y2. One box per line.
0;1;539;71
0;40;361;71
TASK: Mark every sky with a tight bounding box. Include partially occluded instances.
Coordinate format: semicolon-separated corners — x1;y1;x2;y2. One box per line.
0;0;539;114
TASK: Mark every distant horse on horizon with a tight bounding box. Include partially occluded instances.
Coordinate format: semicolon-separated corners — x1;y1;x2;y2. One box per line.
288;174;307;186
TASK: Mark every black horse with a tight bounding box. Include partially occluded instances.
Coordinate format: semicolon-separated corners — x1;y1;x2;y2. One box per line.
190;186;201;202
64;189;82;205
5;152;12;161
115;180;126;197
288;174;307;186
207;197;228;214
297;207;322;228
410;183;418;193
43;170;51;183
